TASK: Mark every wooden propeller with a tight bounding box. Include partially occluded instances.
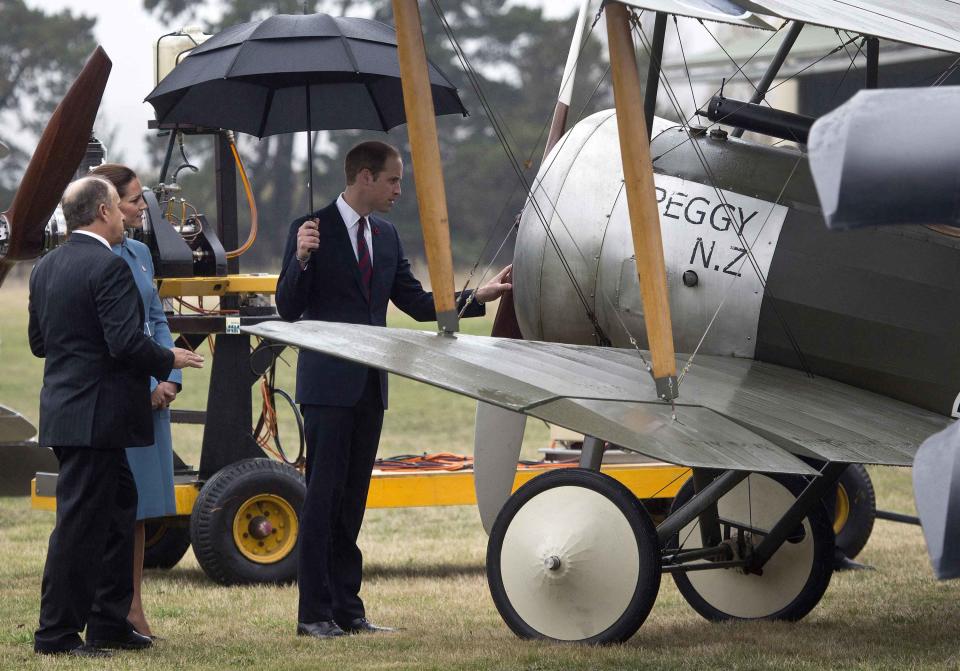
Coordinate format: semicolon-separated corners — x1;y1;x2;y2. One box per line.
392;0;458;333
0;46;112;285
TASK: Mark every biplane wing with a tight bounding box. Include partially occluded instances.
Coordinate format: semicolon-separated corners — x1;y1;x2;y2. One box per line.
243;319;948;473
619;0;960;54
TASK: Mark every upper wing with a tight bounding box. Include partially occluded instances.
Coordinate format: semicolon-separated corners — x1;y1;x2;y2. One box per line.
617;0;960;54
244;321;949;470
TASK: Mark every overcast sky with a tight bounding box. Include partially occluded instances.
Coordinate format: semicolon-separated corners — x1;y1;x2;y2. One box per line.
23;0;587;169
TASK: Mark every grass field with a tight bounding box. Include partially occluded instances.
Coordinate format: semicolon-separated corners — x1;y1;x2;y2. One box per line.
2;282;959;670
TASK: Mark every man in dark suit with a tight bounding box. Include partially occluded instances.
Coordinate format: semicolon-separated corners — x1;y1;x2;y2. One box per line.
276;141;511;639
29;176;204;657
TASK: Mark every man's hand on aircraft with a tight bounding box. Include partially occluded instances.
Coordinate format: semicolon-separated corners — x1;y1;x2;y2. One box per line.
171;347;204;369
296;218;320;262
475;264;513;304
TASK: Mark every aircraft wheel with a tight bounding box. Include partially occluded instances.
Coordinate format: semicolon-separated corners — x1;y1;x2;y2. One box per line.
669;472;834;622
143;519;191;569
190;458;304;585
833;464;875;559
487;468;661;643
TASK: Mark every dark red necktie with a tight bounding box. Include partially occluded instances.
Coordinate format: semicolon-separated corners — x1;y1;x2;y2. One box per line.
356;216;372;295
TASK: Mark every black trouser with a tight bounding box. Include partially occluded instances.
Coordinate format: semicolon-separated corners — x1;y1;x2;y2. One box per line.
298;370;384;625
34;447;138;652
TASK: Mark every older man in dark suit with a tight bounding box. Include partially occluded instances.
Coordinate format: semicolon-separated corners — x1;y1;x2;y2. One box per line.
29;176;203;657
276;141;511;639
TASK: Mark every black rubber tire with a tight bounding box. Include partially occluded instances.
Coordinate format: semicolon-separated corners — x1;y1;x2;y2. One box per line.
487;468;661;644
190;458;305;585
670;472;834;622
143;519;191;569
834;464;876;560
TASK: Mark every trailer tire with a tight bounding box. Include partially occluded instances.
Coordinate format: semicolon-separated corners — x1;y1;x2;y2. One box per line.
143;520;191;569
190;458;304;585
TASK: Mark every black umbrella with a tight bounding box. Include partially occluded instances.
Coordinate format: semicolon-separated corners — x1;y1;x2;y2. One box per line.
144;13;467;210
807;87;960;230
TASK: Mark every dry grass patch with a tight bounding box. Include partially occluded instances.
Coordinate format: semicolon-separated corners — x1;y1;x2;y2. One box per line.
3;283;960;669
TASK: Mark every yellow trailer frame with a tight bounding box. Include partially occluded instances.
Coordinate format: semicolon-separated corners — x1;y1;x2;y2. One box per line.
32;462;690;515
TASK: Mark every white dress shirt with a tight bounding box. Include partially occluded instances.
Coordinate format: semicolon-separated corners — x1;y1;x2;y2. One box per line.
336;194;373;264
72;229;112;250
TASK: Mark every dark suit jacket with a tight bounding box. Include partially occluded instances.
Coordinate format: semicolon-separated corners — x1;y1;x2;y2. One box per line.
276;201;484;408
28;233;175;449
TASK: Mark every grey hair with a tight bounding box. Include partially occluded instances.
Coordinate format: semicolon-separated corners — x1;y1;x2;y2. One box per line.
61;176;115;233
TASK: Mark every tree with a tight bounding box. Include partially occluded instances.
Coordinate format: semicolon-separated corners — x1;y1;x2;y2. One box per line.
0;0;97;207
142;0;611;274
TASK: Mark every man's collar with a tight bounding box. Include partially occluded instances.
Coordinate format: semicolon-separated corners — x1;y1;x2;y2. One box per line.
72;229;112;250
336;193;364;229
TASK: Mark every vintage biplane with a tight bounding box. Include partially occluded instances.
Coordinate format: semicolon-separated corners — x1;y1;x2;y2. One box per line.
243;0;960;644
2;0;958;646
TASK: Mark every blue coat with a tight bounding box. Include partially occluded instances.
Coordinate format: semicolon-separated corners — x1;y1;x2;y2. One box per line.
113;237;181;519
276;201;484;408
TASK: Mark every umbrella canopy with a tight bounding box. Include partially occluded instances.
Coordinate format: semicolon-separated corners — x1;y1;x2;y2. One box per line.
145;13;467;137
914;420;960;580
808;87;960;230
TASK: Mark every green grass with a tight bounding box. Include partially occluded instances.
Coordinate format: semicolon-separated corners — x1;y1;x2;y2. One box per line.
2;282;960;669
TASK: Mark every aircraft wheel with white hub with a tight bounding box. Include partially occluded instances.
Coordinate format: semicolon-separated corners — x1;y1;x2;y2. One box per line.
486;468;661;643
669;473;834;622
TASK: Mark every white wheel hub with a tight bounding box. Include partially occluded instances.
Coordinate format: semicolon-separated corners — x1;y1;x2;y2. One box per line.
499;485;641;640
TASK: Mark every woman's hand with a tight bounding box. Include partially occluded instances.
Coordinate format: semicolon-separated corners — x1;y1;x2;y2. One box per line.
151;381;179;409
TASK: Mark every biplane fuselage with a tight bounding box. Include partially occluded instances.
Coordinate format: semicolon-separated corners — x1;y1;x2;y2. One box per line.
514;110;960;419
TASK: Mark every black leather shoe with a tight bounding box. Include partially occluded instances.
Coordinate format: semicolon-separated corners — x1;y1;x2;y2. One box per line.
87;629;153;650
36;644;113;658
297;621;347;639
339;617;396;634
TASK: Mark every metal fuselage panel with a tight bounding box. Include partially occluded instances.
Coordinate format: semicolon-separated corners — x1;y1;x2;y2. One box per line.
514;109;960;417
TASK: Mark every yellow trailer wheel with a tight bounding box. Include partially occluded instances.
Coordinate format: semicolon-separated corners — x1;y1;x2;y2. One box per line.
190;458;305;585
232;494;299;564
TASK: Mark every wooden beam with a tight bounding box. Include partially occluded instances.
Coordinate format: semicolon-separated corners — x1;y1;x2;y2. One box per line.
605;2;677;399
392;0;458;333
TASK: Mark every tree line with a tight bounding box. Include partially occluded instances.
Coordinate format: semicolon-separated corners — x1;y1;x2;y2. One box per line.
2;0;614;274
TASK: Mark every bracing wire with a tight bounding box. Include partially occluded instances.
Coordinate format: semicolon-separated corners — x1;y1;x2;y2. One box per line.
429;0;613;344
630;12;815;379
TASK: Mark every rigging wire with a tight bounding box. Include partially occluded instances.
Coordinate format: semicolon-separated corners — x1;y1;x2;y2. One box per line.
678;153;804;384
456;65;614;322
835;30;863;76
674;16;701;119
650;13;873;382
696;19;766;99
631;13;814;379
827;34;866;104
648;23;786;166
429;0;612;344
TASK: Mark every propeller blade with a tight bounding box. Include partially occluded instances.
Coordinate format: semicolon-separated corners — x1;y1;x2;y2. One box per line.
1;46;111;264
0;139;9;159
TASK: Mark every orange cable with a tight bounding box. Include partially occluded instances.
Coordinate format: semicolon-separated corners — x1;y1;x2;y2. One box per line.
225;137;258;259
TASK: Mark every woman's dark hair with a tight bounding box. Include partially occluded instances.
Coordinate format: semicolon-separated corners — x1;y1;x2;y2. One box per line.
89;163;138;198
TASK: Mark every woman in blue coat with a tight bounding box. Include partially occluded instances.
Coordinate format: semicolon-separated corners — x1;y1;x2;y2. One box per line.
91;164;181;637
